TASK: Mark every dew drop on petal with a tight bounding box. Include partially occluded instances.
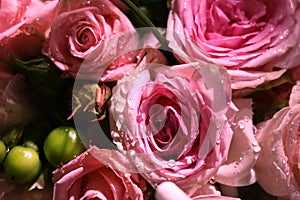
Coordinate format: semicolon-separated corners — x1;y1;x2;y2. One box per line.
167;159;176;167
237;120;245;129
209;177;216;184
129;150;136;157
253;146;261;153
136;161;145;171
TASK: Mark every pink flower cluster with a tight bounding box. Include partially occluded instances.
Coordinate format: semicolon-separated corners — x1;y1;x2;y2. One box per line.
1;0;300;199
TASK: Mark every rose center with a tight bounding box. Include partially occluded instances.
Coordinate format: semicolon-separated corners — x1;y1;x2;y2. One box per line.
204;0;266;38
139;86;181;149
76;27;97;51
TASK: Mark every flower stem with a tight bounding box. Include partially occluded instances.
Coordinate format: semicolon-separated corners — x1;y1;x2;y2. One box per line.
0;59;9;66
121;0;169;49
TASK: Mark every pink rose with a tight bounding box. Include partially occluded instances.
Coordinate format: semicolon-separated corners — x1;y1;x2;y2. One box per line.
0;0;58;67
254;81;300;199
43;0;138;80
99;48;167;82
110;62;233;189
215;98;259;187
155;181;240;200
166;0;300;89
53;146;149;200
0;66;38;133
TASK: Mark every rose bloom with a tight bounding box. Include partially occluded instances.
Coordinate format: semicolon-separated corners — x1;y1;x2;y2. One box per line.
155;181;240;200
0;66;38;133
255;81;300;199
0;0;58;67
215;98;259;187
166;0;300;89
53;146;149;200
110;62;233;189
43;0;140;80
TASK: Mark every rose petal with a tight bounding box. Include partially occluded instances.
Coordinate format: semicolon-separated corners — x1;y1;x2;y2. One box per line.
215;98;258;187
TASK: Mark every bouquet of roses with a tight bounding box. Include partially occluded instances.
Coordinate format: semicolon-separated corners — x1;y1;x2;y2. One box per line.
0;0;300;199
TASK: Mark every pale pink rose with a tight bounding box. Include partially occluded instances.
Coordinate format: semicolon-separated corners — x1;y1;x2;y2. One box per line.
0;0;59;67
254;81;300;199
155;181;241;200
166;0;300;89
0;66;38;133
43;0;139;80
215;98;259;187
110;62;233;189
53;146;149;200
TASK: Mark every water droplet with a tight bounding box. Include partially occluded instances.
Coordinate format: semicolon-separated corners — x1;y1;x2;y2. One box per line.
186;156;195;164
149;172;156;179
237;120;245;129
252;141;258;146
167;159;176;167
253;146;261;153
129;150;136;157
124;172;131;178
209;177;215;184
111;131;120;139
136;161;145;171
275;165;281;170
279;29;289;40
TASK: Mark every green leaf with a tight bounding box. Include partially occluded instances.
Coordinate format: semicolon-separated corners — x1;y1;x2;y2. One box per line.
1;125;24;149
121;0;169;49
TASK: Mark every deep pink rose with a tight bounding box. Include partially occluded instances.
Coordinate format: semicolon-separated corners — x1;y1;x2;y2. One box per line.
167;0;300;89
53;146;149;200
43;0;139;80
0;66;38;133
255;81;300;199
0;0;58;67
110;62;233;189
